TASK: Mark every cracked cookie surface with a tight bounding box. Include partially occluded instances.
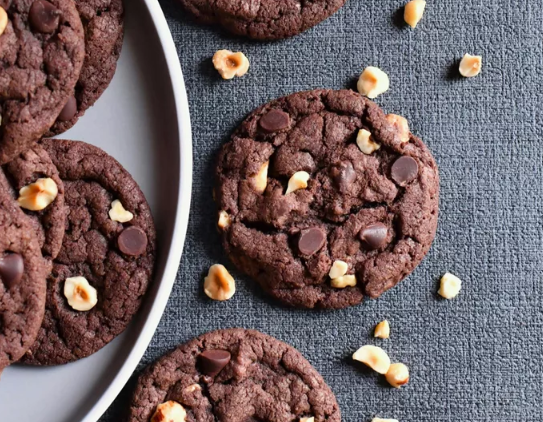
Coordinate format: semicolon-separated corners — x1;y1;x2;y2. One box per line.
128;328;341;422
0;169;46;371
47;0;124;135
0;0;85;163
22;139;156;365
215;89;439;309
3;145;66;260
179;0;347;40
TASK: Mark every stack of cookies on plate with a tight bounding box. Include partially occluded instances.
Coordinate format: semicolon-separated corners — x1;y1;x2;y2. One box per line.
0;0;156;371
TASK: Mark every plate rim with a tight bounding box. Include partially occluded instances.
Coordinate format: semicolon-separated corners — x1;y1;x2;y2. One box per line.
81;0;193;420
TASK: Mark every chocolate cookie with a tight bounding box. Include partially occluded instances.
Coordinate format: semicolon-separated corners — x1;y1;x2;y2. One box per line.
0;0;85;164
128;328;341;422
47;0;124;135
23;139;156;365
0;169;47;371
3;145;66;260
215;89;439;309
179;0;347;40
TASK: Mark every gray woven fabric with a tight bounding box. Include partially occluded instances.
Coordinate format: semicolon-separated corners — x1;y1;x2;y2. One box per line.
102;0;543;420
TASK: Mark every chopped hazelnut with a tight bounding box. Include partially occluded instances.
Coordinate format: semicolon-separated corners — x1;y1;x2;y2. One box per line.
357;66;390;99
385;363;410;388
151;401;187;422
285;171;310;195
109;199;134;223
374;320;390;339
329;260;349;279
0;6;7;36
352;345;391;374
204;264;236;301
459;54;482;78
184;384;201;393
213;50;250;80
372;418;399;422
330;274;357;289
385;114;410;143
357;129;381;154
218;210;231;229
300;418;315;422
404;0;426;28
17;177;58;211
438;272;462;299
64;276;98;312
250;161;269;193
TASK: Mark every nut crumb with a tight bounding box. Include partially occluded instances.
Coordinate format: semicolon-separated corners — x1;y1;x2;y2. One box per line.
374;320;390;339
0;6;7;36
372;418;399;422
64;276;98;312
151;401;187;422
17;177;58;211
286;171;310;195
385;114;410;143
250;161;269;193
353;345;391;374
184;384;201;393
438;272;462;299
109;200;134;223
357;129;381;154
404;0;426;28
357;66;390;99
213;50;250;80
459;54;482;78
330;274;357;289
385;363;410;388
218;210;231;229
204;264;236;301
300;418;315;422
329;260;348;279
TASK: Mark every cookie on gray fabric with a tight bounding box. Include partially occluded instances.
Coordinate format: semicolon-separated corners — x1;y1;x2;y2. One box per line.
0;0;85;164
0;169;47;371
179;0;347;40
215;89;439;309
23;139;156;365
128;328;341;422
3;145;66;260
47;0;124;135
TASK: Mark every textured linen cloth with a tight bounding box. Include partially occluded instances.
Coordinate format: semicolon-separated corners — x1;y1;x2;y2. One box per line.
103;0;543;420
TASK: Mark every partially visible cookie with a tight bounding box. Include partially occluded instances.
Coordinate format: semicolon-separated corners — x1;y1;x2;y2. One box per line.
47;0;124;135
215;89;439;309
3;145;66;260
179;0;347;40
23;139;156;365
0;0;85;163
128;328;341;422
0;169;47;371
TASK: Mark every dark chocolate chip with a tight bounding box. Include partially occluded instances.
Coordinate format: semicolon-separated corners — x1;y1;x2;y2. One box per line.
117;226;148;256
58;96;77;122
199;350;231;377
0;253;24;289
391;156;419;186
259;109;290;133
331;161;356;192
298;227;326;256
359;223;388;250
29;0;60;33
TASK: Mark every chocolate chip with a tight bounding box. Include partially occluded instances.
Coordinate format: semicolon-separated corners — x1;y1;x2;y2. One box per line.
117;226;148;256
359;223;388;250
0;253;24;289
58;96;77;122
331;161;356;192
259;109;290;133
391;156;419;186
29;0;60;33
298;227;326;256
199;350;231;377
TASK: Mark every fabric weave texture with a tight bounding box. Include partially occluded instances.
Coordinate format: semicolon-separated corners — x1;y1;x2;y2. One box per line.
102;0;543;420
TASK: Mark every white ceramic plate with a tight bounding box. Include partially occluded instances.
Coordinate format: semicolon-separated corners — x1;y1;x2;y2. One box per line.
0;0;192;420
